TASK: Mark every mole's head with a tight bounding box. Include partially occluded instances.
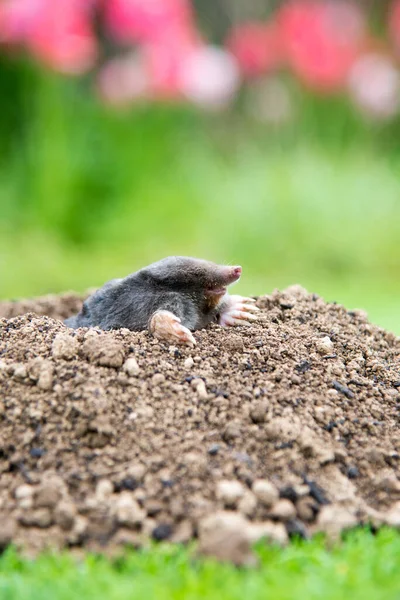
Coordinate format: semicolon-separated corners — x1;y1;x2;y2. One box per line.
142;256;242;306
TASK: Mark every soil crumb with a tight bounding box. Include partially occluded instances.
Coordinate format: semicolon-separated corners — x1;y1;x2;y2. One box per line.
0;286;399;561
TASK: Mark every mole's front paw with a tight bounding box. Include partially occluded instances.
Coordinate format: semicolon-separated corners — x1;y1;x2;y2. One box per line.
218;295;259;327
149;310;196;346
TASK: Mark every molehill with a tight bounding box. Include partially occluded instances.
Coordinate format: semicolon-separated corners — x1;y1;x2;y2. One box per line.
0;286;399;565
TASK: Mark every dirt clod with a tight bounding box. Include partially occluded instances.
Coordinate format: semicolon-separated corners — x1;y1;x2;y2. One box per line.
252;480;279;507
0;287;399;561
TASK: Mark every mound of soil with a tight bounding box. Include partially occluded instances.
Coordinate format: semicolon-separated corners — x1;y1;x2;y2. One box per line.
0;287;399;564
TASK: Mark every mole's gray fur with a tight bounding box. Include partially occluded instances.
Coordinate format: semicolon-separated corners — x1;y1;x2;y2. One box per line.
65;256;235;332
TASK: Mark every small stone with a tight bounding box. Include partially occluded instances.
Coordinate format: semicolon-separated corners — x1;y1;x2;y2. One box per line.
30;447;46;458
83;335;125;368
115;492;145;528
152;523;173;541
252;479;279;507
123;357;140;377
315;336;334;355
198;511;257;567
238;491;257;516
222;422;242;443
115;477;138;492
95;479;114;501
35;483;61;509
13;364;27;381
269;499;296;521
37;362;54;391
128;464;146;481
347;466;359;479
15;485;34;500
19;508;53;528
296;497;318;522
152;373;165;385
250;401;268;423
317;506;358;538
317;447;335;466
216;480;245;507
208;444;220;456
191;378;208;399
54;501;77;531
67;516;88;546
52;333;79;360
15;485;34;508
184;356;194;369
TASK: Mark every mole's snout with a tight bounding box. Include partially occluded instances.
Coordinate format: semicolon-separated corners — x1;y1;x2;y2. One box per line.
222;265;242;285
232;266;242;279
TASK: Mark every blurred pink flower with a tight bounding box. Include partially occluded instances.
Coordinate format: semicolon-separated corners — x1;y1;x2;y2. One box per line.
348;52;400;120
143;31;201;99
179;46;241;109
0;0;40;43
99;43;240;109
97;52;149;106
104;0;201;100
143;44;184;99
0;0;97;74
226;22;282;78
278;0;366;92
105;0;195;45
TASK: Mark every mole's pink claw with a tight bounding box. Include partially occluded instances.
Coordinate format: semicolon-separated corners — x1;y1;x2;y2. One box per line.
218;295;259;328
149;310;196;346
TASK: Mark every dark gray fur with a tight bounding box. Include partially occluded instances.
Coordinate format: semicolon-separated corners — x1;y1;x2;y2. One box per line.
65;256;231;331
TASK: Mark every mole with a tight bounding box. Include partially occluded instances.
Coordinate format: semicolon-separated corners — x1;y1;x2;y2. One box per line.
65;256;259;345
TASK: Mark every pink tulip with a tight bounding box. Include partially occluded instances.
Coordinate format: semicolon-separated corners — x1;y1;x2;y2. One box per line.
105;0;194;45
149;21;203;97
0;0;43;43
144;42;185;99
97;52;149;106
348;52;400;120
0;0;97;74
104;0;200;99
29;1;97;74
179;46;241;109
278;0;366;92
226;21;282;78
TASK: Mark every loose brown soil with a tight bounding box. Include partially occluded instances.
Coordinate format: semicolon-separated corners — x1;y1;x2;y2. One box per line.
0;286;399;563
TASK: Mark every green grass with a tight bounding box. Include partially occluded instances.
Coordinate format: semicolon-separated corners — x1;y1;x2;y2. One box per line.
0;529;400;600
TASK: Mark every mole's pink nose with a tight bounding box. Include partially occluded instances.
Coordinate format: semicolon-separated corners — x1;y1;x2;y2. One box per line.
221;265;242;284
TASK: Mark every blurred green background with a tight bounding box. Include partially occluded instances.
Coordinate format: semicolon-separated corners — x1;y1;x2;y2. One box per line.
0;56;399;333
